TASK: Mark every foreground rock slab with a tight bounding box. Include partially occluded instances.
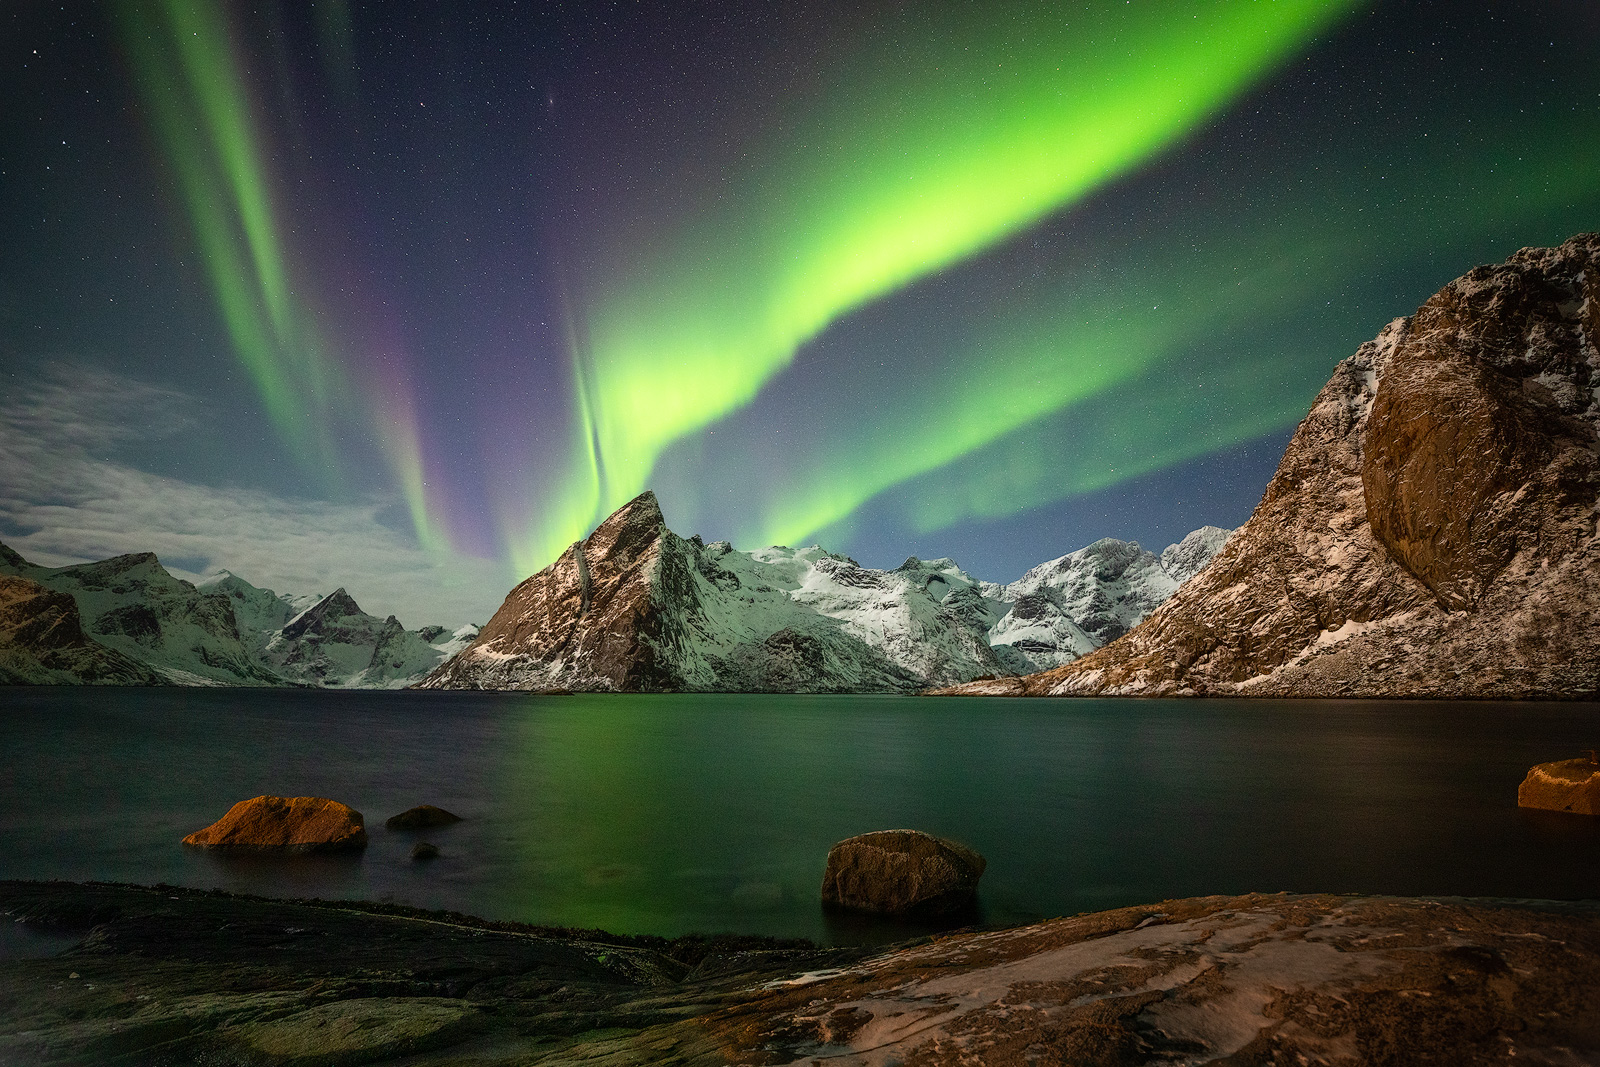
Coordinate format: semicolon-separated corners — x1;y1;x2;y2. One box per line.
182;795;369;853
2;882;1598;1065
1519;757;1600;815
820;830;986;917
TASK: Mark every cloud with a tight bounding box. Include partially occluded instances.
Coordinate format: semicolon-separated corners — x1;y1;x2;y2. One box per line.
0;365;512;628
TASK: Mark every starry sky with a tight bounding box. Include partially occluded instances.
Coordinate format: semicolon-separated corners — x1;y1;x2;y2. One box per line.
3;0;1598;627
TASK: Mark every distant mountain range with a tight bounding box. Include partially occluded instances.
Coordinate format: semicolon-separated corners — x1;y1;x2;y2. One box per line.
1;516;1228;691
0;544;476;687
941;232;1600;700
417;496;1231;693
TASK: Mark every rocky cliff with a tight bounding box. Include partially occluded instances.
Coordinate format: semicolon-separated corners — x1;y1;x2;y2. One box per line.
418;493;1229;692
941;233;1600;699
0;548;284;685
0;573;163;685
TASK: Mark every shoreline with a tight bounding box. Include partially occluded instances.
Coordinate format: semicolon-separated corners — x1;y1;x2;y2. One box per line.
5;880;1600;1065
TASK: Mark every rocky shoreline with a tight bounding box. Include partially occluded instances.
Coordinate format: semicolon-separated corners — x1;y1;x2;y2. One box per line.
4;880;1600;1065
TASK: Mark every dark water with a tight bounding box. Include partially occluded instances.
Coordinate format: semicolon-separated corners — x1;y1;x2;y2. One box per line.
3;688;1599;946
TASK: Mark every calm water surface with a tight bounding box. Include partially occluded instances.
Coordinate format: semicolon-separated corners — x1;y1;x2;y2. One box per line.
3;688;1598;945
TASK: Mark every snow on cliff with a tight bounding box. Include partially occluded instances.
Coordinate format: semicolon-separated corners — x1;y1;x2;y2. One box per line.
419;492;1231;693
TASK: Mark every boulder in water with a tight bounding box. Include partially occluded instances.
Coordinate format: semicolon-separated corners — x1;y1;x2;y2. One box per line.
1518;757;1600;815
386;804;463;830
821;830;985;917
182;795;368;853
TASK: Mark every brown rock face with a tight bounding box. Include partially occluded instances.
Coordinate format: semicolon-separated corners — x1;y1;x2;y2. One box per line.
940;233;1600;699
1518;758;1600;815
418;491;684;691
820;830;986;917
182;796;368;853
0;573;162;685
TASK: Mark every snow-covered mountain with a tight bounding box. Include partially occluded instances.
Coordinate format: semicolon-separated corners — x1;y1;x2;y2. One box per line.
0;548;284;685
987;528;1234;672
0;571;163;685
0;545;472;687
197;573;478;689
419;492;1230;693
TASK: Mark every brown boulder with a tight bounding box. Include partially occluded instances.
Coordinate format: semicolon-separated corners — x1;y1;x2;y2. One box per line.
820;830;985;917
1518;758;1600;815
182;796;368;853
385;805;462;831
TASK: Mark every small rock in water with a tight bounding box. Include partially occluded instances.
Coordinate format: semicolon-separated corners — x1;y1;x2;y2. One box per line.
182;796;367;853
386;804;463;830
411;842;440;861
1518;755;1600;815
821;829;985;917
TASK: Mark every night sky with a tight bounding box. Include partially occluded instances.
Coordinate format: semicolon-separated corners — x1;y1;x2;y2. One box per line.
3;1;1598;627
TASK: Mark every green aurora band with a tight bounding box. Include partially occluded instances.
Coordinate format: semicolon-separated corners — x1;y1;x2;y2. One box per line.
517;0;1364;572
648;106;1600;553
117;0;334;458
117;0;447;551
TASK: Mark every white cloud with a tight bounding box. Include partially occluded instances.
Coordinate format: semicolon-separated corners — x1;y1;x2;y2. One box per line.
0;365;512;628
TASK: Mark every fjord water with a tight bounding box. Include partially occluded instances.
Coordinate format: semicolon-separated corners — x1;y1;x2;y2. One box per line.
4;689;1599;945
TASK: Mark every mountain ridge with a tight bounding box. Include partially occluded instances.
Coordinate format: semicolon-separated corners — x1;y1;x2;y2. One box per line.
0;545;473;688
938;232;1600;699
417;494;1231;692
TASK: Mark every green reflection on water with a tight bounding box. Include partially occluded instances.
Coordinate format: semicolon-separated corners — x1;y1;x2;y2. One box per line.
491;693;998;938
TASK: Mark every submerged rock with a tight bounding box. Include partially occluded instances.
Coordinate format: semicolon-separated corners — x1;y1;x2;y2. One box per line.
385;804;463;830
820;829;985;917
411;842;440;861
1519;757;1600;815
182;795;368;853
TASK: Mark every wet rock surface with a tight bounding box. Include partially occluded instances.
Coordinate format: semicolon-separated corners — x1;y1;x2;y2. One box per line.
939;233;1600;699
182;796;369;854
384;804;462;831
4;882;1599;1065
1519;757;1600;815
820;830;986;918
0;880;844;1066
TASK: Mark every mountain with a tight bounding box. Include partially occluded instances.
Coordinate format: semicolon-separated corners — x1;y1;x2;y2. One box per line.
988;528;1234;672
197;574;477;689
0;573;163;685
0;547;284;685
0;545;472;688
941;233;1600;699
417;493;1229;692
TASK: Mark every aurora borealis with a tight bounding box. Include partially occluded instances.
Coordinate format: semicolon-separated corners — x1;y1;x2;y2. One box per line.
4;0;1599;623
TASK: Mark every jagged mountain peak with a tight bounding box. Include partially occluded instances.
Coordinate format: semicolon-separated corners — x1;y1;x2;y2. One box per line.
1160;527;1237;585
421;490;1233;693
281;587;365;639
586;490;665;544
0;542;30;570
